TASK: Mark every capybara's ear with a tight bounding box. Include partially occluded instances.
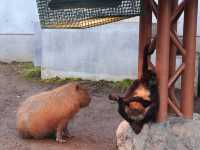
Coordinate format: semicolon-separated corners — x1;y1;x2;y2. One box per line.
108;94;119;101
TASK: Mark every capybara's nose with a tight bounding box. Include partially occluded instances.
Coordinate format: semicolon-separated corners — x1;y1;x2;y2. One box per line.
131;109;141;116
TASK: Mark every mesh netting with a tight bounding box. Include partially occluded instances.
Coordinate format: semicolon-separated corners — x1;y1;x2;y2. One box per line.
36;0;143;29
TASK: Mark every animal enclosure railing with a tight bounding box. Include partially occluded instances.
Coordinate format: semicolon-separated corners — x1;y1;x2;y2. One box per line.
138;0;198;122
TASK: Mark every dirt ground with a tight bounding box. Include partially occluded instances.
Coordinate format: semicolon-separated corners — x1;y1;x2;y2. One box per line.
1;62;200;150
0;62;124;150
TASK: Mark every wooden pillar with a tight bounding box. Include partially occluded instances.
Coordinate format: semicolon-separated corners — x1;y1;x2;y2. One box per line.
181;0;198;118
156;0;171;122
138;0;152;79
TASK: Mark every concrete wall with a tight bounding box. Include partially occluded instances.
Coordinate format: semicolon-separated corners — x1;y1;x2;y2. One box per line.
0;0;39;34
41;22;139;80
0;34;35;62
0;0;39;63
0;0;200;83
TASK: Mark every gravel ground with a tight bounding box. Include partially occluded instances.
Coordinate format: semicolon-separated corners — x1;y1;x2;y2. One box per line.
0;62;122;150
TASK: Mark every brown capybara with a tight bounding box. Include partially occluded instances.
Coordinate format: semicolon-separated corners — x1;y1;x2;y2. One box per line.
16;83;91;143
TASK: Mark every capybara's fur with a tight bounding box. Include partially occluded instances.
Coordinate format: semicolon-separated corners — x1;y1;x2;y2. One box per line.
16;83;91;143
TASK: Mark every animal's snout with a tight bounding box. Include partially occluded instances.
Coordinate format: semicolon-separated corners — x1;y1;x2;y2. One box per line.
108;94;119;101
131;109;142;116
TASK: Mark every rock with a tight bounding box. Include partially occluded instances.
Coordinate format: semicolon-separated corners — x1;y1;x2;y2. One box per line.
116;113;200;150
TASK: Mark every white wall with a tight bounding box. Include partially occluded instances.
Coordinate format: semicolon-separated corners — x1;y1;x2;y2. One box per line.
0;0;40;63
0;0;200;82
41;22;139;81
0;0;39;34
0;34;35;62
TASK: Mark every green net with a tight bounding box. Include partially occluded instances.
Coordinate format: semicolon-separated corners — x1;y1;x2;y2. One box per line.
36;0;143;29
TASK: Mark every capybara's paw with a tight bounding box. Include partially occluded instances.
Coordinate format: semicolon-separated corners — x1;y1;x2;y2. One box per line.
56;138;66;143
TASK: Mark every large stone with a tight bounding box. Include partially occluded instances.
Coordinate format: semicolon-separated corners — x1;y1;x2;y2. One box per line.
116;113;200;150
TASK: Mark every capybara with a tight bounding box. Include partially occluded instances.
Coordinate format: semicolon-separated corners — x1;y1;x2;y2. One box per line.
16;83;91;143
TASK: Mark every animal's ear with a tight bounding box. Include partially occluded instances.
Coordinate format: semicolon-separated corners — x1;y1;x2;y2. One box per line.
108;94;119;101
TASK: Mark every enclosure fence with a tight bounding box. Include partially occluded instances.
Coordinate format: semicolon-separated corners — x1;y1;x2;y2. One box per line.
36;0;143;28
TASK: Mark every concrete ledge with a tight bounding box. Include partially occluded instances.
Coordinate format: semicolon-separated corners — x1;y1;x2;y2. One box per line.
42;68;134;81
116;113;200;150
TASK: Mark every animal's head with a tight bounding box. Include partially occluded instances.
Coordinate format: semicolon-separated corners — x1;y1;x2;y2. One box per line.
124;83;152;121
109;94;152;121
73;84;91;108
125;97;151;121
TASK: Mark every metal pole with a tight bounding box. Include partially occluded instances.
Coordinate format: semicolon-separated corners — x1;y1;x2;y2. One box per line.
138;0;152;79
181;0;198;118
198;54;200;97
169;0;178;114
156;0;171;122
169;1;178;78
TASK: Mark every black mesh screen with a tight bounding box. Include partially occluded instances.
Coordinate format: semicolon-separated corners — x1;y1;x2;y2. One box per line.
36;0;143;29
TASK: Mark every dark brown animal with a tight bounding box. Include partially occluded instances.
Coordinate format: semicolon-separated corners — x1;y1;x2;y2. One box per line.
16;83;91;143
109;39;159;134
